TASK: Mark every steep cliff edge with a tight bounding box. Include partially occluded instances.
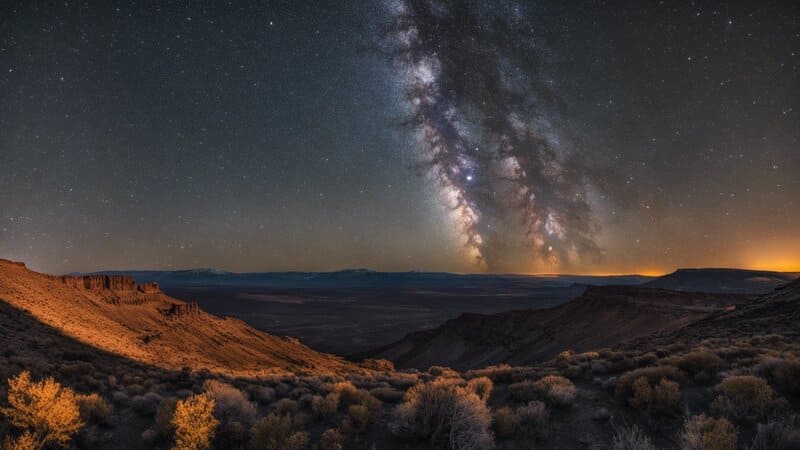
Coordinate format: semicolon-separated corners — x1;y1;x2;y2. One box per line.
0;259;351;376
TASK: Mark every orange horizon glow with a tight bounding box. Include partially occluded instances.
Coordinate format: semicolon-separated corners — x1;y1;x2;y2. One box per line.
525;264;800;278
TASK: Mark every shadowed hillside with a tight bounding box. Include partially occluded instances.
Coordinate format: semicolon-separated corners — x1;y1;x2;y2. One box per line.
367;285;749;370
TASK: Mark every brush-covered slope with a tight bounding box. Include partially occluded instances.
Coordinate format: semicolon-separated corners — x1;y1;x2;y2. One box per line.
0;259;350;376
644;268;799;294
368;285;747;370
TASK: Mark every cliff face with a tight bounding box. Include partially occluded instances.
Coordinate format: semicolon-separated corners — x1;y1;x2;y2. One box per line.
58;275;137;290
55;274;161;293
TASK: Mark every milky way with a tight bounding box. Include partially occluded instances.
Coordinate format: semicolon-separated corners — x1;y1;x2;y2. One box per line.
383;0;600;271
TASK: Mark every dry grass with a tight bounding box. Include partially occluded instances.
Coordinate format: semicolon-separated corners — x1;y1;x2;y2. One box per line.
612;424;655;450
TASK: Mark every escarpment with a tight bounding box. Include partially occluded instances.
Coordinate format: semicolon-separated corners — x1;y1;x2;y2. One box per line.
55;274;161;293
0;258;352;375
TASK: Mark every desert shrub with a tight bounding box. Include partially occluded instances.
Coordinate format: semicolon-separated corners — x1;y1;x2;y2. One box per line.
388;378;494;449
510;375;575;406
492;407;516;438
515;401;549;439
203;380;257;427
331;381;358;403
361;358;395;371
754;357;800;396
154;397;178;440
629;377;680;414
508;380;538;402
111;391;129;405
615;366;685;401
251;386;276;404
669;351;724;376
348;389;382;411
611;424;656;450
629;377;653;411
131;392;163;416
591;359;612;374
76;393;113;426
126;384;146;396
711;375;776;421
680;414;737;450
319;428;344;450
2;432;37;450
249;413;308;450
466;377;493;402
654;378;681;412
311;393;340;419
465;364;527;383
347;404;372;433
172;394;218;450
273;398;299;416
428;366;461;379
749;413;800;450
0;371;83;449
370;387;404;403
384;372;420;389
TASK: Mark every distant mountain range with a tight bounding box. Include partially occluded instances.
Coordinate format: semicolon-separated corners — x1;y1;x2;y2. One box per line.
80;267;799;295
79;268;653;290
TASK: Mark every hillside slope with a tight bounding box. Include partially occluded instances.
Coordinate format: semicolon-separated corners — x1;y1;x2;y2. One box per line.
368;285;748;370
0;259;350;376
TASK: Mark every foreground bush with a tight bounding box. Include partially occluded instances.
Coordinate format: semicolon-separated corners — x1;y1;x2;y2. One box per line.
172;394;218;450
509;375;575;406
680;414;737;450
249;413;308;450
629;377;681;414
615;366;685;400
711;375;776;421
388;378;494;449
0;371;83;449
76;393;113;426
203;380;256;445
668;351;723;376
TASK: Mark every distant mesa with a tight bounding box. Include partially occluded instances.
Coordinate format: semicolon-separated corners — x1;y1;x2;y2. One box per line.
644;267;799;294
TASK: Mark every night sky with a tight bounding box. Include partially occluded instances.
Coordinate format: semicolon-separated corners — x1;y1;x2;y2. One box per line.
0;1;798;275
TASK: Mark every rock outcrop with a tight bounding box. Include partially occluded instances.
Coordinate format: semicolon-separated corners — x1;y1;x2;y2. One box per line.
163;302;200;317
54;274;161;293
